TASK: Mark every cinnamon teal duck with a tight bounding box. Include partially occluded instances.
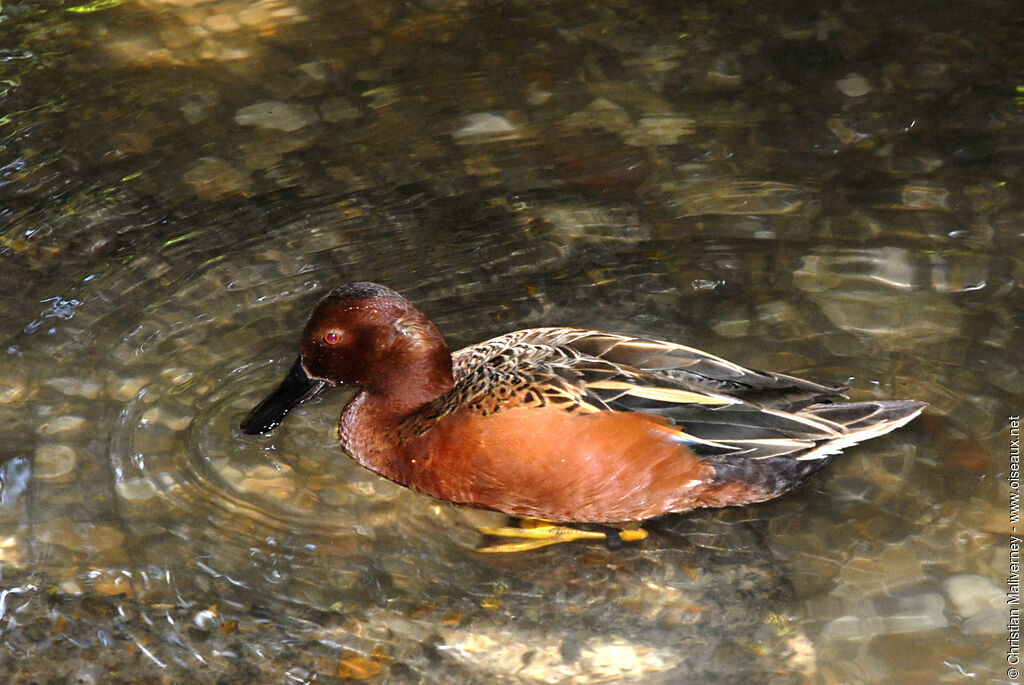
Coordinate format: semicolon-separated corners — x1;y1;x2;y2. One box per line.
241;282;925;551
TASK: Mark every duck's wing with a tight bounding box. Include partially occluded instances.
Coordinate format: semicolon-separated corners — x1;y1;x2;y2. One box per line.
513;328;846;411
445;328;923;462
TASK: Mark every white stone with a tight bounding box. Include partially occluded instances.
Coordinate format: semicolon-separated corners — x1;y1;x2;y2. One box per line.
837;73;873;97
452;113;520;142
943;574;1003;618
38;416;87;436
44;377;101;399
33;444;77;479
235;100;319;132
116;478;159;501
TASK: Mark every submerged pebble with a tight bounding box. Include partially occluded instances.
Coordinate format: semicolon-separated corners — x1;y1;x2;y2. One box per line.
36;518;126;555
33;444;77;479
452;113;521;143
821;593;947;639
0;379;28;404
183;157;253;200
623;115;696;146
943;574;1004;633
110;377;148;402
440;630;673;682
836;73;873;97
38;416;87;436
235;100;320;132
115;478;159;501
140;407;192;431
43;377;101;399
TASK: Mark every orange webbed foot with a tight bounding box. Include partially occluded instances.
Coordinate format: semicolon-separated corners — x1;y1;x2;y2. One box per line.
475;518;648;553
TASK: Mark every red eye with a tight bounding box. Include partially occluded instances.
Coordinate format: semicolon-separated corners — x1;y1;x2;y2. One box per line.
323;331;341;345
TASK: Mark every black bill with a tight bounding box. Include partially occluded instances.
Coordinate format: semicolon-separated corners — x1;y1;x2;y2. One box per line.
240;356;331;434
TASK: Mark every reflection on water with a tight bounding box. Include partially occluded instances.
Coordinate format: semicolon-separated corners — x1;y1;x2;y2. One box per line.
1;0;1021;681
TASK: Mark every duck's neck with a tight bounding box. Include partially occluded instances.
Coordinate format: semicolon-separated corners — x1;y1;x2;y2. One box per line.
340;334;454;432
337;314;454;479
338;350;452;482
367;343;455;416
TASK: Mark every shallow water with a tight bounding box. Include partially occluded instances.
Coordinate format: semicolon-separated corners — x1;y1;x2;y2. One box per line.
1;0;1021;682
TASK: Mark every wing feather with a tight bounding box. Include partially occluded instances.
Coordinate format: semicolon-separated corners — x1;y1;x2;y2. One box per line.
435;327;920;464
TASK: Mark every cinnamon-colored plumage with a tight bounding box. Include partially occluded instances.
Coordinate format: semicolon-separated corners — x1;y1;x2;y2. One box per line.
241;282;925;524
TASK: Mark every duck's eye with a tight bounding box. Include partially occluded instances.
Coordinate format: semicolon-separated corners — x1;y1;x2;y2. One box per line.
323;331;342;345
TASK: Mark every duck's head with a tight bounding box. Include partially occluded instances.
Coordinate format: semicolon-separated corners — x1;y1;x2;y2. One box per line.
240;282;451;434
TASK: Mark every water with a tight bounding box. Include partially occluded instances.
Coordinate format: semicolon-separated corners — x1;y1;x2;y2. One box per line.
1;0;1021;682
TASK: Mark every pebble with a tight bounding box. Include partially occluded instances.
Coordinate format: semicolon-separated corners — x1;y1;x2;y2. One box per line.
70;668;99;685
183;157;252;200
706;52;742;87
237;477;296;501
238;4;274;27
38;416;87;436
110;376;148;402
0;539;21;566
203;14;240;33
44;377;101;399
33;445;77;479
216;461;298;501
452;113;521;143
235;100;320;132
140;407;192;432
821;592;947;639
334;653;383;680
441;630;671;681
562;98;632;134
78;526;127;554
297;61;330;81
248;464;293;479
115;478;159;502
943;574;1002;618
37;518;126;554
526;88;552;106
158;26;202;51
196;44;252;62
93;575;134;597
193;607;220;630
270;6;302;19
835;546;927;602
836;73;873;97
104;38;176;68
0;379;28;404
624;115;696;146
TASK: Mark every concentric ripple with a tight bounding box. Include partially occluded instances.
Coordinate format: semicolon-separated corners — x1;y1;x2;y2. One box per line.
95;250;498;599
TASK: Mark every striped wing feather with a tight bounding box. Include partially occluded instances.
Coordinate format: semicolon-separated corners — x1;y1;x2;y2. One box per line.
450;328;924;463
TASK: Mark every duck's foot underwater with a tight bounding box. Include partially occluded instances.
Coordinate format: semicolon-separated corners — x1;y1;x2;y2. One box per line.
475;518;648;553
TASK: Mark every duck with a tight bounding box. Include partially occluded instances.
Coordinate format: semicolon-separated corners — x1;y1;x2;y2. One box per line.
241;282;925;551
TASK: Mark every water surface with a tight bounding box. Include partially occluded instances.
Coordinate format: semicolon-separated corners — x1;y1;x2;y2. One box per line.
1;0;1021;682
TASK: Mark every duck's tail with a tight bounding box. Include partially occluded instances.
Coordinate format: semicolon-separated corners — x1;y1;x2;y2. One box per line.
706;400;926;498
